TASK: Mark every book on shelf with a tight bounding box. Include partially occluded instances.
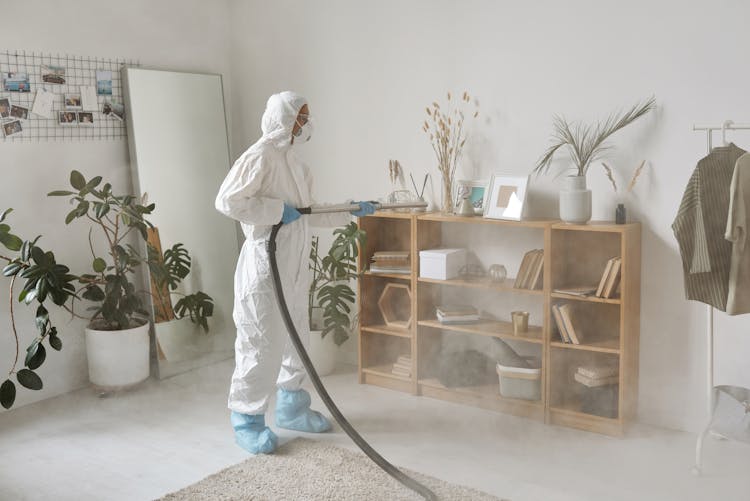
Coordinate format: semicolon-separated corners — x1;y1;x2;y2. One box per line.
372;251;410;260
557;303;582;344
370;264;411;274
514;249;543;289
553;286;598;297
552;304;571;343
602;258;622;298
528;250;544;290
391;366;411;377
577;364;619;379
437;313;481;324
574;372;619;387
436;305;478;317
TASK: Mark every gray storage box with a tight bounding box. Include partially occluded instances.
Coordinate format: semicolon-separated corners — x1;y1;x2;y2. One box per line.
496;357;541;401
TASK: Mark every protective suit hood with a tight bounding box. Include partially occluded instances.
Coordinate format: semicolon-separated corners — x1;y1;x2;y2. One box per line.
260;91;307;148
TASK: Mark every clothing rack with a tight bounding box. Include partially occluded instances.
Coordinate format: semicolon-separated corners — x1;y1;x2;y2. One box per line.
692;120;750;414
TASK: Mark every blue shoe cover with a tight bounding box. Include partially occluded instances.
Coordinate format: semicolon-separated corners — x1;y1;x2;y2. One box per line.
231;412;278;454
275;388;332;433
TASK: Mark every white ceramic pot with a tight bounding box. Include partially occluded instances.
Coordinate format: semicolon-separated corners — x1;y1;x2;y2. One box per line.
559;175;592;224
308;330;337;376
85;321;150;390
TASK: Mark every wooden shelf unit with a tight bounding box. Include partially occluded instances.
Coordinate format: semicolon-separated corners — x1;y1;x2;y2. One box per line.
357;213;640;436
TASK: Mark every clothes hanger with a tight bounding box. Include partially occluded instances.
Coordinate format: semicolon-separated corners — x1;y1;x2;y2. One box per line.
722;119;734;147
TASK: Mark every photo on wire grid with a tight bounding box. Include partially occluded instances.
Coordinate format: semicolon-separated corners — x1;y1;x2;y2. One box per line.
96;70;112;95
3;73;30;92
102;99;124;121
2;119;23;137
77;112;94;126
64;93;82;110
41;64;66;84
58;111;78;126
10;105;29;120
0;98;9;118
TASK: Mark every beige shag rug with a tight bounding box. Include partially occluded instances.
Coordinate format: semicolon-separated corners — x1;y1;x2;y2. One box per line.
157;438;505;500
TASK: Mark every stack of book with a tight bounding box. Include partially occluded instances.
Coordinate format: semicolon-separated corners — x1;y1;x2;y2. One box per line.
513;249;544;290
574;364;619;387
370;251;410;274
436;305;480;324
391;355;412;378
551;302;583;344
595;256;622;299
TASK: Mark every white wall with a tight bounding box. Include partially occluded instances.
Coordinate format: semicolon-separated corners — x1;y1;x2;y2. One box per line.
227;0;750;432
0;0;232;410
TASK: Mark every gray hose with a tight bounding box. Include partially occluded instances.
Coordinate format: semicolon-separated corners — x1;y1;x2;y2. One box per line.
267;222;437;501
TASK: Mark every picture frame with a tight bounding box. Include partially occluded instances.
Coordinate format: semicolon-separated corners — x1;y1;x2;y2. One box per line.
454;179;489;215
483;174;529;221
41;64;66;85
3;73;30;92
2;119;23;137
77;112;94;126
0;97;9;118
10;105;29;120
58;111;78;126
64;93;82;110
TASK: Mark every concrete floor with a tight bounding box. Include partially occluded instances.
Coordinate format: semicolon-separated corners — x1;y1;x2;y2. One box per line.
0;360;748;501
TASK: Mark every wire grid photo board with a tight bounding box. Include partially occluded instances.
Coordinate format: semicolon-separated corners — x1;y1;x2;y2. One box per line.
0;50;138;142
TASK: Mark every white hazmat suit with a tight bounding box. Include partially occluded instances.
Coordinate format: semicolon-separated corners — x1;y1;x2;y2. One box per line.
215;92;351;446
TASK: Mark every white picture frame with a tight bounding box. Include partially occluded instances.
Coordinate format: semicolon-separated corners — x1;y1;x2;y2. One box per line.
483;174;528;221
454;179;489;215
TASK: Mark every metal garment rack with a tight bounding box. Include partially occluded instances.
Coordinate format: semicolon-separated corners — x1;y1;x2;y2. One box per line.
691;120;750;472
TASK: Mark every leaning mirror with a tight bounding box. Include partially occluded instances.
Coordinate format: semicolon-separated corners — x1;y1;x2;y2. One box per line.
122;67;238;378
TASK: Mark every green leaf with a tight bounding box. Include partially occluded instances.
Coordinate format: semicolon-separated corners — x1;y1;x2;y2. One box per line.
49;334;62;351
0;223;9;233
0;232;22;251
0;208;11;223
82;285;105;302
95;203;110;219
85;176;102;190
31;246;45;266
65;209;78;225
16;369;43;390
48;190;75;196
70;170;86;190
2;263;22;276
35;305;49;330
18;289;27;302
93;258;106;273
1;379;15;409
25;342;46;370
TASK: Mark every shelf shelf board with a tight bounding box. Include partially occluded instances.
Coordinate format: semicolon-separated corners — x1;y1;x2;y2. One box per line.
417;213;556;228
419;378;544;418
418;319;543;343
418;277;544;295
361;324;412;338
550;338;620;354
551;221;639;233
550;401;620;424
363;271;412;280
363;211;418;220
551;292;621;305
362;364;412;382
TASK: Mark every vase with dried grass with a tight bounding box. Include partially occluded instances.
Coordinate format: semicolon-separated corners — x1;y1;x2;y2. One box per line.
533;96;655;224
422;91;479;214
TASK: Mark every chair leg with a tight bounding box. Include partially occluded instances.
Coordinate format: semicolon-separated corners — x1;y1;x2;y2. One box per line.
692;421;712;476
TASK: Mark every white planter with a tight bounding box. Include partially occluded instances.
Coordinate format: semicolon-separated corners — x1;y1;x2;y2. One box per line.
559;175;592;224
308;330;337;376
85;322;150;390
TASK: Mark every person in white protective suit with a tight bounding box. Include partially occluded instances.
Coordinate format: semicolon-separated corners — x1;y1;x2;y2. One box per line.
215;91;375;454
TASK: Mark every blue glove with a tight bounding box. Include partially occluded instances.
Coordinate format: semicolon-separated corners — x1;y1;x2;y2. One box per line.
350;201;376;217
281;203;301;224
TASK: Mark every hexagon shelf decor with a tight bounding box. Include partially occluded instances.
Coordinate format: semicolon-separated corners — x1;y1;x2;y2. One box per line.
377;283;413;330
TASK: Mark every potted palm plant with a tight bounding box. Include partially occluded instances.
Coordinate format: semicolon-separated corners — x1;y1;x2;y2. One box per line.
532;96;655;224
308;222;366;375
48;170;213;389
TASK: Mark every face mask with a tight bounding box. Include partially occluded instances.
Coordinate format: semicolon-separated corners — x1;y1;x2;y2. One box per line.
294;118;313;143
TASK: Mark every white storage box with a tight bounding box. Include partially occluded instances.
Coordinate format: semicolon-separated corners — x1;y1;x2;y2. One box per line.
497;357;541;401
419;248;467;280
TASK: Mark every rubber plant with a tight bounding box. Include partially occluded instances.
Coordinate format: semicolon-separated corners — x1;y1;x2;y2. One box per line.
48;170;215;332
308;222;366;346
1;208;77;409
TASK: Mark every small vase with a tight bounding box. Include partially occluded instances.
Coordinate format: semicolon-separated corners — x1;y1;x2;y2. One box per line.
441;176;454;214
559;175;592;224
